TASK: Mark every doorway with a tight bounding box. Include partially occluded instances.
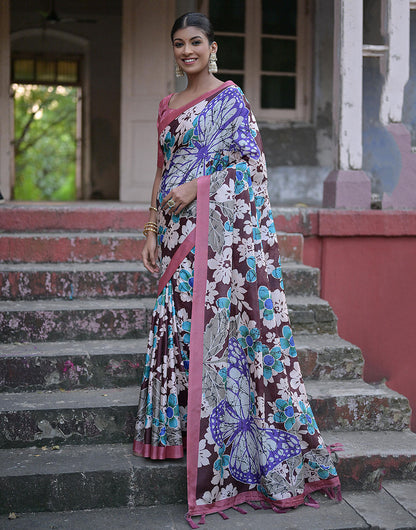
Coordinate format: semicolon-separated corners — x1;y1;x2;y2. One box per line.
12;83;81;201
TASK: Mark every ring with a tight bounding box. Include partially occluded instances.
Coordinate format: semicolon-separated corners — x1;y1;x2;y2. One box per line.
167;199;175;208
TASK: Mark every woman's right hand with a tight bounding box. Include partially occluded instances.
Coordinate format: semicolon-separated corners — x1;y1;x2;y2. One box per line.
142;233;159;274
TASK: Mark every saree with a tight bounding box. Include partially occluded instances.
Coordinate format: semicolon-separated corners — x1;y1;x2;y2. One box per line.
133;81;341;522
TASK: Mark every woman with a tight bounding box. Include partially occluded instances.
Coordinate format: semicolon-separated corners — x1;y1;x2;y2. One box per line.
134;12;341;526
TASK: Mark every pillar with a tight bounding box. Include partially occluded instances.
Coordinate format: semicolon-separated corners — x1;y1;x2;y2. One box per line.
323;0;371;208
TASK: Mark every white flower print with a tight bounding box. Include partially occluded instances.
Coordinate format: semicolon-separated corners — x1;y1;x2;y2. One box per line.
236;238;255;263
272;288;289;326
230;270;248;309
235;198;251;219
199;438;211;467
163;227;180;251
178;220;196;244
197;486;220;505
214;182;234;203
205;281;219;307
218;483;238;500
289;361;303;391
207;247;232;284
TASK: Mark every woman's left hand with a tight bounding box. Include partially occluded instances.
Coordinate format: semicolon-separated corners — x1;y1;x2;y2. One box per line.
161;179;198;215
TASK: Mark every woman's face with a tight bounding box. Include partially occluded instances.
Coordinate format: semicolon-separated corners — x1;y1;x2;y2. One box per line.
172;26;217;76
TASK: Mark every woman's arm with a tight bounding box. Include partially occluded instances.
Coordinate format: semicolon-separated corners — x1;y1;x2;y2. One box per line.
142;167;162;273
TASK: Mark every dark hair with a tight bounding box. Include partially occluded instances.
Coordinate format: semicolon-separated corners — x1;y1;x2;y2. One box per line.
170;12;215;44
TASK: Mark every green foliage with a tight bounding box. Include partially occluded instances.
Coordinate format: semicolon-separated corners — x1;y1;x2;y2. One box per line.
13;84;78;201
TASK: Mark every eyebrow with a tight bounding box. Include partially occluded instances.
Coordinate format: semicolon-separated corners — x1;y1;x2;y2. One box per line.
173;35;204;42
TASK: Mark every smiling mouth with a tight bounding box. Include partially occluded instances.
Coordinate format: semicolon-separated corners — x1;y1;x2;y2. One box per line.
183;58;197;64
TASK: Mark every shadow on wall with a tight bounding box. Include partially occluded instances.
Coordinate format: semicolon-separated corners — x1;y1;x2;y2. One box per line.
362;57;401;196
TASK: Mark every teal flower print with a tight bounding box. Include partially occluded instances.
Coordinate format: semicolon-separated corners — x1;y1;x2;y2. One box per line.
272;266;284;290
166;393;180;429
214;443;230;478
246;256;257;283
167;324;174;349
273;398;296;430
280;325;297;357
182;320;191;345
206;153;230;175
238;324;261;361
183;126;198;147
178;269;194;294
159;426;167;445
234;162;251;195
163;131;175;161
262;344;284;380
216;287;231;316
299;401;318;435
258;286;274;321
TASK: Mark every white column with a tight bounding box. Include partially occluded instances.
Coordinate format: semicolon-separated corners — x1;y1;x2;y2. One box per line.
119;0;174;203
380;0;416;208
323;0;371;208
0;0;11;200
380;0;410;125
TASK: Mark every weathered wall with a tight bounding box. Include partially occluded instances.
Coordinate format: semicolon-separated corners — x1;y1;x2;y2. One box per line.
301;210;416;432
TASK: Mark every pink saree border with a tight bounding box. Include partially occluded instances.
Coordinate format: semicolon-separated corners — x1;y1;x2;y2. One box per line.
133;440;184;460
186;174;211;513
186;476;341;517
158;81;235;133
157;229;196;296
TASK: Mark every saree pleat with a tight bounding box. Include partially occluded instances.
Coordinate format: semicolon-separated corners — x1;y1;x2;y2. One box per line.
134;81;341;517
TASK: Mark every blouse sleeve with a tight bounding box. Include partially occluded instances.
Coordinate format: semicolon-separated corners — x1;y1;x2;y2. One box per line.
156;95;171;169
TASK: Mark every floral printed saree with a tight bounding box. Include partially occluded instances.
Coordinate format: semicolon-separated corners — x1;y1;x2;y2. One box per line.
133;81;340;523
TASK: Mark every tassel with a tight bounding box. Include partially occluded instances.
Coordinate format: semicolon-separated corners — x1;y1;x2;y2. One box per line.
335;485;343;502
233;505;247;514
304;495;320;509
261;501;272;510
246;501;262;510
323;487;336;500
327;443;344;454
218;511;229;520
271;505;288;513
198;514;206;525
185;514;199;529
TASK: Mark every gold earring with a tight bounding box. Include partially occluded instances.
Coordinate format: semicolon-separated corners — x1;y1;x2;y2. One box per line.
175;64;184;77
208;52;218;74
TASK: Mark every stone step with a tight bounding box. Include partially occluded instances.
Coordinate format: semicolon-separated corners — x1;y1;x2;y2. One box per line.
0;232;146;264
0;380;410;449
295;334;363;380
0;261;318;300
5;481;416;529
0;295;337;344
306;379;411;432
0;335;362;393
0;231;303;264
0;262;158;301
0;298;154;343
0;203;149;232
0;339;147;392
0;431;415;513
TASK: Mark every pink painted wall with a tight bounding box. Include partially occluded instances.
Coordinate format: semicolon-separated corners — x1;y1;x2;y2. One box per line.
301;211;416;431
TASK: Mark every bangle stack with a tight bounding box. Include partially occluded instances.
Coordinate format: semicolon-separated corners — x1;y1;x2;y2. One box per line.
143;221;158;237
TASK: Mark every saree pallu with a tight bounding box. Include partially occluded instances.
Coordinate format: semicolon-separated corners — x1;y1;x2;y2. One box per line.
133;81;341;520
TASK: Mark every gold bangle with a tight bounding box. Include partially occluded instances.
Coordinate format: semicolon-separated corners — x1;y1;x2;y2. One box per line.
149;206;158;213
143;227;157;237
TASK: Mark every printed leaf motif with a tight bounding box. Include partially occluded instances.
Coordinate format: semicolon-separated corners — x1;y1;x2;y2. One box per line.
208;209;226;253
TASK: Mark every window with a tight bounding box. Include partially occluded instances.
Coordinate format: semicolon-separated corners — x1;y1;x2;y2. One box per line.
12;55;81;86
203;0;311;122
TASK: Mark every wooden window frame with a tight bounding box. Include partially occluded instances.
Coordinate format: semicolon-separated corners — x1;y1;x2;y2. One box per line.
202;0;312;122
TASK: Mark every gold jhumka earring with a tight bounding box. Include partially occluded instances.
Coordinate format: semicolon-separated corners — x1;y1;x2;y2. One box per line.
208;52;218;73
175;64;184;77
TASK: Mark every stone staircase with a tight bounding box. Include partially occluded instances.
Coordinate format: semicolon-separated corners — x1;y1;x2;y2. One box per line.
0;203;415;515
